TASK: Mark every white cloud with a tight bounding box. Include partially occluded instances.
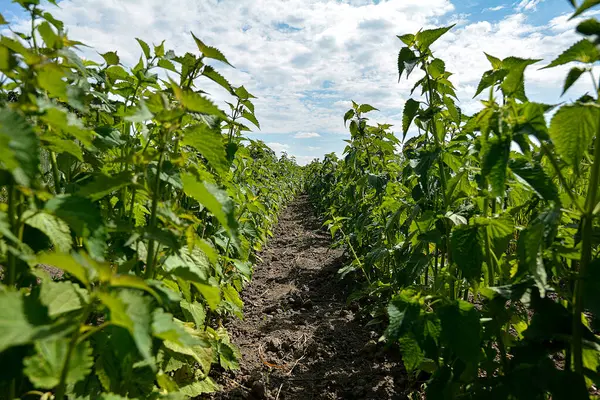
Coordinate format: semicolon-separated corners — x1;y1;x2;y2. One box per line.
516;0;544;11
266;142;290;155
6;0;594;161
484;5;506;12
294;132;321;139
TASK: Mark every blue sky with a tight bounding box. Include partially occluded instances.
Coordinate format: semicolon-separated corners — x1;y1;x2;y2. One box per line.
1;0;596;164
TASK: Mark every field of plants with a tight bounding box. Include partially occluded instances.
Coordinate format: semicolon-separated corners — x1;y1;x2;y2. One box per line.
307;1;600;399
2;0;600;399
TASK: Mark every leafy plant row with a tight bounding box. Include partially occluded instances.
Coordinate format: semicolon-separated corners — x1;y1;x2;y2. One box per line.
0;1;302;399
307;2;600;399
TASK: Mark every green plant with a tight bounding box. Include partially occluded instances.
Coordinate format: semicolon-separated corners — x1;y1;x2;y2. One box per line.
307;2;600;398
0;2;301;399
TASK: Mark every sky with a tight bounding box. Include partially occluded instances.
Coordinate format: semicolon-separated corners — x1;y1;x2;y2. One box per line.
0;0;597;165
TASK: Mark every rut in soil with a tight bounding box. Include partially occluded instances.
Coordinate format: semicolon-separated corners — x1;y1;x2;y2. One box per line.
209;195;409;400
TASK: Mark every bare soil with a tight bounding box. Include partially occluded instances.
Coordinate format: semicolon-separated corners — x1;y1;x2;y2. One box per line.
209;195;409;400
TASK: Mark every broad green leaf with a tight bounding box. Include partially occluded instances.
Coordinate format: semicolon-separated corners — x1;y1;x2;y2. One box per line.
182;124;229;176
484;52;502;69
101;51;120;66
415;25;454;50
450;225;483;282
384;296;420;342
195;283;221;311
202;65;232;92
427;58;445;79
109;275;161;302
154;40;165;57
517;222;547;296
192;33;232;67
473;69;507;99
399;336;424;371
36;252;89;286
343;109;355;126
485;217;514;259
180;300;206;329
438;300;480;363
37;63;68;100
163;340;213;374
41;135;83;161
549;103;599;169
572;0;600;16
178;377;219;396
23;210;72;252
23;339;93;388
543;39;599;69
563;67;586;95
577;18;600;35
482;136;510;196
0;291;51;353
0;108;39;186
509;157;559;202
501;57;540;98
181;174;238;235
358;104;378;114
397;47;418;79
234;85;255;100
38;21;58;48
45;195;106;258
158;58;177;72
402;99;420;139
173;86;226;119
125;101;153;122
443;96;460;123
242;111;260;129
152;308;206;347
0;13;7;25
583;258;600;317
77;171;133;201
40;280;86;317
135;38;151;59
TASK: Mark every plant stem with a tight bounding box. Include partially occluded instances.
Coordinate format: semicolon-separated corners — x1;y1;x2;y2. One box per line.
145;148;164;279
50;150;61;194
7;183;17;286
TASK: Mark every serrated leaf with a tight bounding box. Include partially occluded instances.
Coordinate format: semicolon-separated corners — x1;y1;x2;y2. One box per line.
101;51;119;66
0;13;7;25
173;85;226;119
397;47;418;80
451;225;484;282
518;222;547;296
40;280;86;317
343;109;355;127
0;108;39;186
415;25;454;50
358;104;378;114
135;38;151;59
485;52;502;69
23;211;72;252
509;157;559;202
178;377;219;396
182;124;229;176
181;174;238;236
192;33;232;67
443;96;460;123
37;63;68;100
0;291;52;353
77;171;132;201
399;336;424;371
38;21;58;48
549;103;599;169
109;275;161;302
241;111;260;129
158;58;177;72
563;67;586;95
543;39;599;69
402;99;420;140
202;65;232;92
23;339;93;388
501;57;540;98
180;300;206;329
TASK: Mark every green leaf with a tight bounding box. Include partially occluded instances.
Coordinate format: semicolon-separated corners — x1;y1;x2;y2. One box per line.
234;85;255;100
77;171;132;201
181;174;238;236
109;275;161;302
36;252;89;286
178;377;219;396
399;336;424;371
154;40;165;57
501;57;540;98
0;108;39;186
125;101;153;122
443;96;460;123
577;18;600;35
45;195;106;258
202;65;232;92
397;47;418;80
40;280;86;317
37;21;58;48
37;63;68;100
563;67;586;95
543;39;599;69
0;13;7;25
101;51;120;66
473;69;507;99
182;124;229;176
402;99;420;140
427;58;445;79
135;38;151;59
517;222;548;296
482;136;510;196
438;300;480;363
158;58;177;72
23;339;93;388
23;211;72;252
509;157;559;202
180;300;206;329
0;291;51;353
241;111;260;129
358;104;378;114
583;258;600;317
549;103;599;169
173;85;227;119
415;25;454;50
451;225;484;282
192;33;232;67
343;109;355;127
484;52;502;69
573;0;600;18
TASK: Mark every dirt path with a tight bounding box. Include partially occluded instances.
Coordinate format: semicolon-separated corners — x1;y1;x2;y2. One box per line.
210;195;408;399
